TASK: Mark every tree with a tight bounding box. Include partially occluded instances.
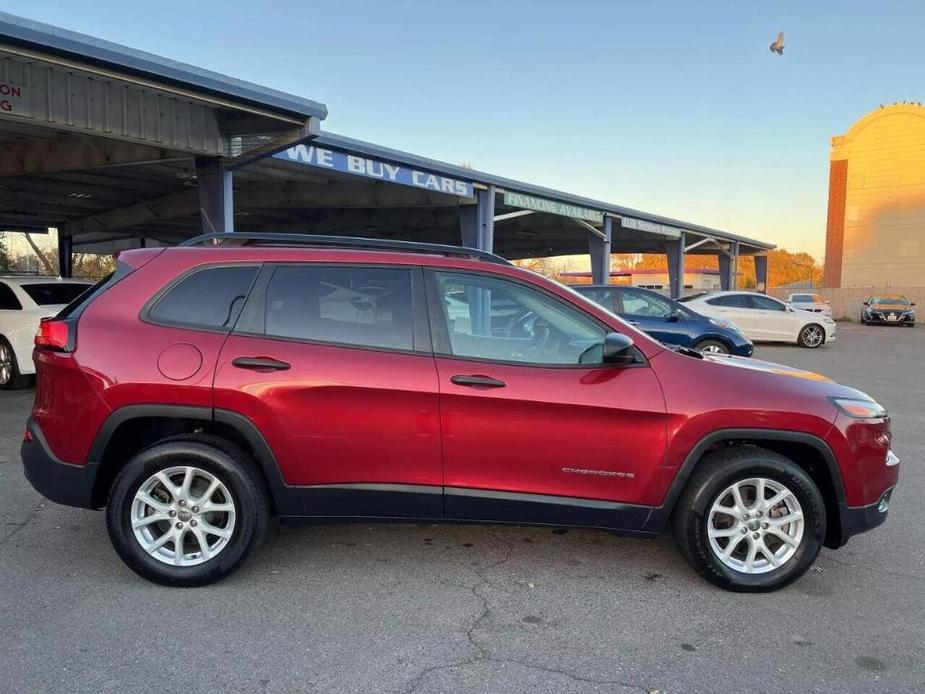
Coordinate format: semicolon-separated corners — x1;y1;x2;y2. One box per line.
0;233;12;272
512;257;569;282
610;247;822;289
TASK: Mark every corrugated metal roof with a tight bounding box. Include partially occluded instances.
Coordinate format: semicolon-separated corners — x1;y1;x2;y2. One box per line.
0;12;328;121
314;132;775;251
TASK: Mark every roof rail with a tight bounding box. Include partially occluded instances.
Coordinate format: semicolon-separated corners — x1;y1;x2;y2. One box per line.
178;233;513;265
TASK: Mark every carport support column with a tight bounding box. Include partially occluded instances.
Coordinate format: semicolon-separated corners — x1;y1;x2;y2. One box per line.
590;216;613;284
718;241;740;291
460;186;495;252
754;254;769;293
666;232;686;299
196;157;234;234
57;229;73;278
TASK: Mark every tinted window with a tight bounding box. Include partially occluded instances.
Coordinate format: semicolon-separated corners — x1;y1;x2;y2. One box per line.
749;295;786;311
706;294;749;308
871;296;908;305
149;266;257;330
0;283;22;310
574;287;616;312
21;282;91;306
262;265;414;351
619;288;674;318
434;272;607;365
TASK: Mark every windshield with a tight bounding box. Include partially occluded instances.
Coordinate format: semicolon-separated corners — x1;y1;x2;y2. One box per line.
21;283;92;306
790;294;821;302
871;296;909;305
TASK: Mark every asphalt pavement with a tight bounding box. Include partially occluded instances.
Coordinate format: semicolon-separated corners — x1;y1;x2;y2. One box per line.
1;323;922;693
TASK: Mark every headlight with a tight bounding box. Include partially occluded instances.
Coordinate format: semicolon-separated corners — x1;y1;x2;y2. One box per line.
824;317;835;324
829;397;887;418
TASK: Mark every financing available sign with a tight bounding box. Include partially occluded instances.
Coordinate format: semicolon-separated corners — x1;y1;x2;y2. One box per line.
502;191;604;224
0;82;27;117
275;144;475;198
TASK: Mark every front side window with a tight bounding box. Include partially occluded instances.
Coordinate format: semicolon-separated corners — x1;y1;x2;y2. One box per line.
0;283;21;311
262;265;414;351
149;265;258;330
433;271;607;365
749;295;786;311
619;289;674;318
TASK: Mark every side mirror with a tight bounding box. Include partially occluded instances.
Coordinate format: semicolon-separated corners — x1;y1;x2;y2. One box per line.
666;310;681;323
862;302;869;307
911;302;916;307
602;332;636;365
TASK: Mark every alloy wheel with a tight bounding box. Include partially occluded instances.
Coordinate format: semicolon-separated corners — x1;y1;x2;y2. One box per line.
131;466;236;567
706;477;804;574
802;326;824;347
0;343;11;385
700;344;727;354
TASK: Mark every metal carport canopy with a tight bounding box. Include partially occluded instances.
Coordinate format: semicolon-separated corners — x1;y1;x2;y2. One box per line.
307;132;775;257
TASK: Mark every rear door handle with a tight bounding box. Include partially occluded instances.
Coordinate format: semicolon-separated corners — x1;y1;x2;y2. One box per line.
232;356;291;371
450;374;506;388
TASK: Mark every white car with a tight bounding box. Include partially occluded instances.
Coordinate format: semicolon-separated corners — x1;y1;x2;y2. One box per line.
0;276;92;389
681;290;836;348
787;292;832;317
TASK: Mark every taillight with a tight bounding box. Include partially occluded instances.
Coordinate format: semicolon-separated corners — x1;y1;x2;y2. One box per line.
35;318;74;352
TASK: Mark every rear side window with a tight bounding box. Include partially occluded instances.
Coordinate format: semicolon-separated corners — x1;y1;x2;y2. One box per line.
260;265;414;351
707;295;749;308
0;283;21;310
21;283;91;306
148;266;258;330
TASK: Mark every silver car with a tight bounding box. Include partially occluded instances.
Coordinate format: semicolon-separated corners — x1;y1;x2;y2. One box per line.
787;292;832;317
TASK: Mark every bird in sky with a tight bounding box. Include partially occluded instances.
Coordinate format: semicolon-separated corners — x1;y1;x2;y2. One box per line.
770;32;785;55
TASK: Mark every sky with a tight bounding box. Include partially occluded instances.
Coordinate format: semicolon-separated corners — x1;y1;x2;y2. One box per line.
4;0;924;259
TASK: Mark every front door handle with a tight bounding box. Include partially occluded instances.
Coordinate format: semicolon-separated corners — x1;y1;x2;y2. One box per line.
232;356;291;371
450;374;506;388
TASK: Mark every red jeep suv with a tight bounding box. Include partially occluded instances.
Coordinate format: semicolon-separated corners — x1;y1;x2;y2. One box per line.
21;234;899;591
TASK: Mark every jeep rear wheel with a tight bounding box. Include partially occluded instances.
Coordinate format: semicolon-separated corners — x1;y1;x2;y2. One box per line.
106;435;270;586
672;446;825;592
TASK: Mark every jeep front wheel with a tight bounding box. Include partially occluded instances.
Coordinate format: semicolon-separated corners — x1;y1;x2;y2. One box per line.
672;446;825;592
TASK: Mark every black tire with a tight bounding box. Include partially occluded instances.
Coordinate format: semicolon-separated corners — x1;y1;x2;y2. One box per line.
106;434;270;587
671;446;825;592
0;337;32;390
797;323;826;348
694;339;730;355
860;317;866;325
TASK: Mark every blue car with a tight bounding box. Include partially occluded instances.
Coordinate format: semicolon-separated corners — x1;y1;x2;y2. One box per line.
571;285;754;356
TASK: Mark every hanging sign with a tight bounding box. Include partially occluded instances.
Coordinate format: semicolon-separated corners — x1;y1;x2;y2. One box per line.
275;144;474;197
502;191;604;224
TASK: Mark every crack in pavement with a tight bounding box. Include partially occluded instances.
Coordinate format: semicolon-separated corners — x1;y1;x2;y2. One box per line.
394;532;652;694
0;503;44;547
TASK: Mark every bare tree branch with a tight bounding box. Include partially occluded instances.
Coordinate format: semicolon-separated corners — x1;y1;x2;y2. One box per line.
23;233;58;275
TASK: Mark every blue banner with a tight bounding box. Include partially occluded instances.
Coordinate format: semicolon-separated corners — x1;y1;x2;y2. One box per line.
275;145;475;198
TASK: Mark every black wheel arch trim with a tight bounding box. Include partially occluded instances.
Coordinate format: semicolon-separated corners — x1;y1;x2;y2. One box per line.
644;428;847;532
